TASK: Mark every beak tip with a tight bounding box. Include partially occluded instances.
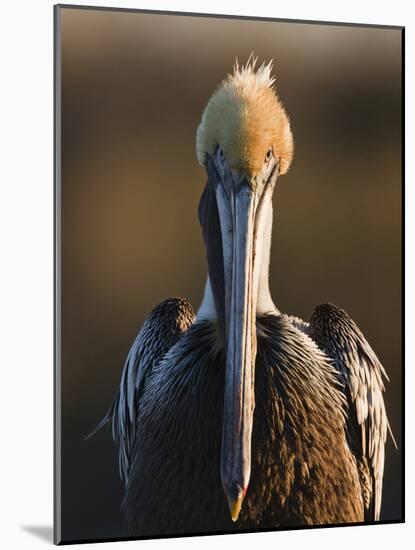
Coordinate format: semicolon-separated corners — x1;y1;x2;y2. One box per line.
228;496;244;522
226;483;246;523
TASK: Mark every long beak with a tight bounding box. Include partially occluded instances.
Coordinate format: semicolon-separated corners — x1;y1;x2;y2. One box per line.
216;181;258;522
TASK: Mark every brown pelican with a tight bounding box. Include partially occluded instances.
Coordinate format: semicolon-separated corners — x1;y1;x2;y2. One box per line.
92;58;395;535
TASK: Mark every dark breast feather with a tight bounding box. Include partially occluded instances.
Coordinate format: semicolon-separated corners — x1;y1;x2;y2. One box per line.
123;314;364;536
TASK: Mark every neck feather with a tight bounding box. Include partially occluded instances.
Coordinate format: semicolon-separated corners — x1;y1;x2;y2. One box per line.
196;278;217;320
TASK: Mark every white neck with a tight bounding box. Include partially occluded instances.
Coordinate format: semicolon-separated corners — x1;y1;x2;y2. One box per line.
256;202;278;315
196;278;217;320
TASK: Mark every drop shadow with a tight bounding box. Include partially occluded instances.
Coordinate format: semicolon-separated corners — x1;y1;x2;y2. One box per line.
21;525;53;543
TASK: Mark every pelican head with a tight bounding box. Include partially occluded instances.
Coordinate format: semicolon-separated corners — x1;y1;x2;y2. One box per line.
196;57;294;522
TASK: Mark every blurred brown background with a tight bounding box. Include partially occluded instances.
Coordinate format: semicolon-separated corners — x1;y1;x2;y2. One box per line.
59;6;402;542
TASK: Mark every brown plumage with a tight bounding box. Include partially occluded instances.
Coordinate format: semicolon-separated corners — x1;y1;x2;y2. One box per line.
119;313;363;536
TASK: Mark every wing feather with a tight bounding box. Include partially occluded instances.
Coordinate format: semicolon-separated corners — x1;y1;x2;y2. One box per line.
87;297;195;484
308;302;395;521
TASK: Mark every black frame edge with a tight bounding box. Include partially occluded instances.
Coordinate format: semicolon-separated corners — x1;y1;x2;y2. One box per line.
53;3;63;546
55;3;404;31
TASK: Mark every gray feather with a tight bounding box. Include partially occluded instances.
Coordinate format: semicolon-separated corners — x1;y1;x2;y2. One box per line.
87;298;195;484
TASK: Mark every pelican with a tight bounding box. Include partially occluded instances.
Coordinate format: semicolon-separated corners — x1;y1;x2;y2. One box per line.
92;58;395;536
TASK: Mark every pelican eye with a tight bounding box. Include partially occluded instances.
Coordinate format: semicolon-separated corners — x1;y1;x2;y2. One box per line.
265;148;273;162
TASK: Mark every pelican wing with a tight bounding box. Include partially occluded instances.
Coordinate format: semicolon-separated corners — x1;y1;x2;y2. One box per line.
89;297;195;484
307;303;394;521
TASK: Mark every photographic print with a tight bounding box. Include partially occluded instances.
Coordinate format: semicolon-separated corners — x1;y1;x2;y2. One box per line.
54;4;404;544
